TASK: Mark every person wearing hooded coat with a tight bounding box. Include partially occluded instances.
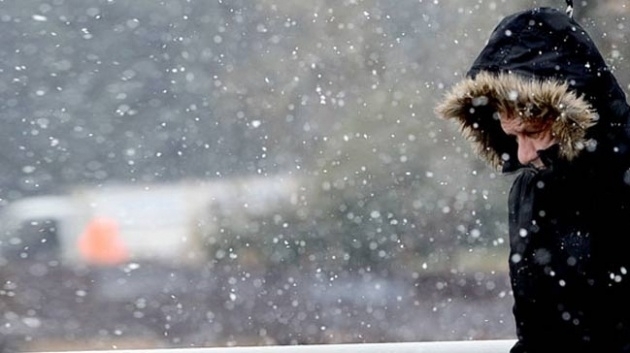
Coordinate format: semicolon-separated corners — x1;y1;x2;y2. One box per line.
435;2;630;353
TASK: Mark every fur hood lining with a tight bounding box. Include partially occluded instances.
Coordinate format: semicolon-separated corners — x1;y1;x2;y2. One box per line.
435;71;597;170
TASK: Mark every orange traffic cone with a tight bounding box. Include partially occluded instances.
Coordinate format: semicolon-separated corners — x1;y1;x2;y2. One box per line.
77;216;129;266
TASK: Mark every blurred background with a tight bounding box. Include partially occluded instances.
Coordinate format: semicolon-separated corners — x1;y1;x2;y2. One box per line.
0;0;628;351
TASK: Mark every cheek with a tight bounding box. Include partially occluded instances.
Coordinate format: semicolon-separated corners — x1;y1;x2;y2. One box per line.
535;133;557;150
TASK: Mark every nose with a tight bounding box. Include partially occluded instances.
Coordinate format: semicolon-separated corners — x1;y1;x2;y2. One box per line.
516;137;539;166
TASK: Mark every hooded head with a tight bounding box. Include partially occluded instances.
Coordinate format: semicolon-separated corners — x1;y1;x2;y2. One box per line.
435;6;630;172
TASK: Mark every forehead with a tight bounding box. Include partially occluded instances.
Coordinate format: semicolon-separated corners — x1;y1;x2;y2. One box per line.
500;117;524;133
499;114;549;132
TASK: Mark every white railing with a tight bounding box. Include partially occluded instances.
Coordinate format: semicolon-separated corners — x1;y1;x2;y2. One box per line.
36;340;516;353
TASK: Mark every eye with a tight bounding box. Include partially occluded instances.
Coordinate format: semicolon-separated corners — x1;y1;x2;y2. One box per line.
524;130;543;138
503;133;517;142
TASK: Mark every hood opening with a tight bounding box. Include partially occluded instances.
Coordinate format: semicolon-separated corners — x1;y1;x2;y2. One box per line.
435;71;597;171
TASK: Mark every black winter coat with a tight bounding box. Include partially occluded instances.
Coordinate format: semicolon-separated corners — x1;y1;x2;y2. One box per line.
436;7;630;353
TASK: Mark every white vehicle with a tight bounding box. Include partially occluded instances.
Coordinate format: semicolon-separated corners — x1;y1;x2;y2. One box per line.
0;176;299;267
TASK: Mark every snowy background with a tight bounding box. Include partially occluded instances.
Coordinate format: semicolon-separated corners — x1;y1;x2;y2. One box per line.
0;0;628;351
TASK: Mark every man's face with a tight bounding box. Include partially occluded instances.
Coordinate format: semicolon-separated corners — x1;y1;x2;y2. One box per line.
498;111;557;169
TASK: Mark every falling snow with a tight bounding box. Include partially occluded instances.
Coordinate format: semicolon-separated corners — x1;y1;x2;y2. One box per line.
0;0;627;351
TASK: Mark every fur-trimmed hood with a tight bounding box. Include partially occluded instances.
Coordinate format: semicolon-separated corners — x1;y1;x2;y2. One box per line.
435;71;597;170
435;7;630;172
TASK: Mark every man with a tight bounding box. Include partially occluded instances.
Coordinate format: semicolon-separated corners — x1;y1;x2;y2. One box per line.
435;3;630;353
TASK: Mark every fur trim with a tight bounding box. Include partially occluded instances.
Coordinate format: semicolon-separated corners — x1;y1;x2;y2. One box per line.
434;71;597;170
